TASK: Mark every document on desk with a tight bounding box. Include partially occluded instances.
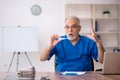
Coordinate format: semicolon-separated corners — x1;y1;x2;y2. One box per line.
62;71;86;76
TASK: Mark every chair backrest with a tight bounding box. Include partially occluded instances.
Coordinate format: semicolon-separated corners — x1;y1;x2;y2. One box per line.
54;55;57;71
91;57;94;71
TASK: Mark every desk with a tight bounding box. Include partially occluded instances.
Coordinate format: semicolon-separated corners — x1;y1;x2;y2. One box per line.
0;71;120;80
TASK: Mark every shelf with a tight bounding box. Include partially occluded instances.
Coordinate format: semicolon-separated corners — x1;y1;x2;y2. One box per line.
95;19;119;33
95;18;119;20
80;31;120;35
94;4;119;19
65;4;120;50
79;17;93;20
96;31;120;34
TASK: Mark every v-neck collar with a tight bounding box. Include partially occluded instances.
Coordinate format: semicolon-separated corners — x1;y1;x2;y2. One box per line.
66;35;81;47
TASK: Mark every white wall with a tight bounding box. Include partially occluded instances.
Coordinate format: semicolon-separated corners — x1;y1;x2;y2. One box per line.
0;0;120;72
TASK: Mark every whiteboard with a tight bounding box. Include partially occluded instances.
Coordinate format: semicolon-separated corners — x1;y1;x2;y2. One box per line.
2;27;39;52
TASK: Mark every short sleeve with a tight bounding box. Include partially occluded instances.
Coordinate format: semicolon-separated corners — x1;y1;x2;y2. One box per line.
47;46;56;60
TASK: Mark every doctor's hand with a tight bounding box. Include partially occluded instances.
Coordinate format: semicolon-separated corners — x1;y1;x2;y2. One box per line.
48;34;60;48
87;26;100;43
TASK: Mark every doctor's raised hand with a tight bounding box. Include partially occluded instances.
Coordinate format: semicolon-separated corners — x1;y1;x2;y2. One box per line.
87;26;105;63
87;26;100;43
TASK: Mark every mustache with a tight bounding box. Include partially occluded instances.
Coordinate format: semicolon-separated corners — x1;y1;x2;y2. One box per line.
68;32;73;35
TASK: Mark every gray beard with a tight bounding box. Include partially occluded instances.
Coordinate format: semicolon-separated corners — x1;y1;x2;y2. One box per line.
67;35;78;41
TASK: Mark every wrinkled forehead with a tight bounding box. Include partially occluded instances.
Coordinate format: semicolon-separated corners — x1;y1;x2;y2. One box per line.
65;17;80;26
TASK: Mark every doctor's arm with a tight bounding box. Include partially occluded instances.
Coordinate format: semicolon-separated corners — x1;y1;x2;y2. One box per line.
87;26;105;63
40;34;60;61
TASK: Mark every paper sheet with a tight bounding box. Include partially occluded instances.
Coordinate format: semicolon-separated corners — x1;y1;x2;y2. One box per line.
62;71;86;76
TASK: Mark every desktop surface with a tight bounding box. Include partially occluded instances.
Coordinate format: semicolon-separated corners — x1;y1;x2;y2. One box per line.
1;71;120;80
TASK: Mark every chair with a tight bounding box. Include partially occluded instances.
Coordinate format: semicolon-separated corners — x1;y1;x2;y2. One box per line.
91;57;94;71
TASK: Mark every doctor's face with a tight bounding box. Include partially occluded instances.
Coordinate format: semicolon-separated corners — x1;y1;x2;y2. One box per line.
64;18;81;41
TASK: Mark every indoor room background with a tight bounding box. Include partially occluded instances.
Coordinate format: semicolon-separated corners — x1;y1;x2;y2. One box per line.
0;0;120;72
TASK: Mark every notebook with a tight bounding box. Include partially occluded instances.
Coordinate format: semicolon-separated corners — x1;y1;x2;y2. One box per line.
96;52;120;74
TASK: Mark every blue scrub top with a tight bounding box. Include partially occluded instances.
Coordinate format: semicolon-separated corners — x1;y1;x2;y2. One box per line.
48;35;98;72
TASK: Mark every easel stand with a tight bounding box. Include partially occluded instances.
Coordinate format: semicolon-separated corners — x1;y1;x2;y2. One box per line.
7;51;33;72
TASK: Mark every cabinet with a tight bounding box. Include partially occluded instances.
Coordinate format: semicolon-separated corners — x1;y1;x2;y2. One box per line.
65;4;120;51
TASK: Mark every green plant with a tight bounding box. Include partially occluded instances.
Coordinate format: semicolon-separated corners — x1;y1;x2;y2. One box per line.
103;10;110;14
